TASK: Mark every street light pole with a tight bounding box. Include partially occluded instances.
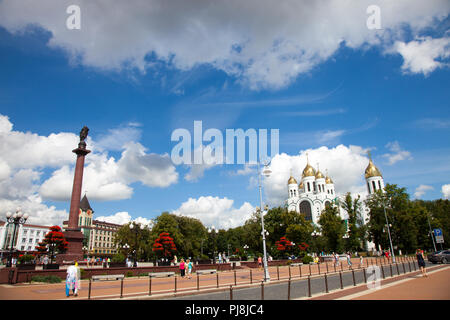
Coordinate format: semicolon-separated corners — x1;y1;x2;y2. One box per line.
382;200;396;263
257;161;271;282
5;208;29;267
427;214;437;252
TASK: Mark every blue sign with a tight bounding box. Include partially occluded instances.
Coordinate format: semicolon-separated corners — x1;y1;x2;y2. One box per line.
434;228;442;236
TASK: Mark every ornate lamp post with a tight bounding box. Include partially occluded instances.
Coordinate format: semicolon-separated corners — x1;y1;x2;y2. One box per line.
5;208;29;267
129;222;144;267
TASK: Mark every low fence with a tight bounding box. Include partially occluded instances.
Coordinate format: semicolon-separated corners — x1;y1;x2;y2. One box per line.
0;262;233;284
83;256;422;299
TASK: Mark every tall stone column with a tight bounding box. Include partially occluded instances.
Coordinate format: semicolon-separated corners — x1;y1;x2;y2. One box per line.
57;126;90;264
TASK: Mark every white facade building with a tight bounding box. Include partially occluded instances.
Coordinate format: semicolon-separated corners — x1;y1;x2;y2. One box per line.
0;221;49;253
285;155;385;251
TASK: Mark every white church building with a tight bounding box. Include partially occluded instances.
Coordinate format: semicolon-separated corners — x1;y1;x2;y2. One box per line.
285;154;385;251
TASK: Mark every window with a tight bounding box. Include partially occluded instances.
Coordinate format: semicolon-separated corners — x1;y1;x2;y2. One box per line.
372;181;376;192
29;238;33;243
378;180;382;190
307;182;311;192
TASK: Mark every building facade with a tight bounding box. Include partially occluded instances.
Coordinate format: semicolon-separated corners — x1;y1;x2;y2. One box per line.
285;155;385;251
0;221;50;253
63;195;122;256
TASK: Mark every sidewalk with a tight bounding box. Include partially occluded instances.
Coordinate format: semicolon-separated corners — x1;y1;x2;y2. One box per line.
307;264;450;300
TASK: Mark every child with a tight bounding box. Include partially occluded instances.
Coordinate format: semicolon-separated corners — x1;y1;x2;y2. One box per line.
187;259;193;279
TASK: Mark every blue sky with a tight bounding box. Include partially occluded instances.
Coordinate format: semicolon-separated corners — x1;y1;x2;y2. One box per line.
0;0;449;229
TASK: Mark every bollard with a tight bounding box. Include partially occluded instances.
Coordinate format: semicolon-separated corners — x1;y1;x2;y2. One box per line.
396;263;400;276
174;275;177;293
381;265;386;279
299;264;302;278
230;285;233;300
250;269;253;284
88;279;92;300
120;277;124;298
308;276;312;297
149;276;152;296
363;268;367;283
277;265;280;280
352;269;356;286
339;272;343;289
390;264;393;278
234;270;237;286
402;262;406;274
289;265;292;279
367;259;369;268
318;263;321;275
408;261;411;273
324;274;329;293
288;278;291;300
261;281;265;300
334;263;336;273
326;262;329;273
197;273;200;290
217;272;219;288
341;263;343;272
309;263;312;276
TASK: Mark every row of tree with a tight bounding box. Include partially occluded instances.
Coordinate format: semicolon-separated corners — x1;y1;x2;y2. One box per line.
112;184;449;261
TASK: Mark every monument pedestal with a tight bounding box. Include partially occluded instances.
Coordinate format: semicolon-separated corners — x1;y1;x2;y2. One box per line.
56;229;84;264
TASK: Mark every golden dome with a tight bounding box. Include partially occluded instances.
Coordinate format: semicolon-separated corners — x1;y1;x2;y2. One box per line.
325;175;333;184
299;181;304;189
302;164;316;177
315;170;325;179
365;159;382;179
288;176;297;185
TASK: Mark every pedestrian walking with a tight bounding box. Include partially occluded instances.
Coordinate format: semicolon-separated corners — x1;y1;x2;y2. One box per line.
107;257;111;268
347;252;352;268
359;255;363;267
218;252;223;264
66;261;81;297
179;258;185;278
334;252;340;266
187;259;194;279
416;249;428;277
173;255;178;265
257;256;262;270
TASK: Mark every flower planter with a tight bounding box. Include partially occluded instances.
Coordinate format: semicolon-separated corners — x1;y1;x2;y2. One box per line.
17;264;36;271
43;264;60;270
109;262;126;268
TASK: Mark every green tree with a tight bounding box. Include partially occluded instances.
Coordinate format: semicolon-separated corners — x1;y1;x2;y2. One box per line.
318;205;346;253
341;192;367;252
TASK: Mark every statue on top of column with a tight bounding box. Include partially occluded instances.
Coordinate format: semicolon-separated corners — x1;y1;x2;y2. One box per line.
79;126;89;142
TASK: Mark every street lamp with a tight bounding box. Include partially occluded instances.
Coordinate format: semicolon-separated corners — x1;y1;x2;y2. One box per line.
5;208;29;267
129;222;144;267
382;199;396;263
257;160;272;282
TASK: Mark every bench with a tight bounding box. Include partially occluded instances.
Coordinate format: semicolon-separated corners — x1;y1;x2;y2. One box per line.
196;269;217;275
89;274;125;299
91;274;124;281
148;272;175;278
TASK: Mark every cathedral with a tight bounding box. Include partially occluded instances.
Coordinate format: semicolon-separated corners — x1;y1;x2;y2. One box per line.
285;154;385;236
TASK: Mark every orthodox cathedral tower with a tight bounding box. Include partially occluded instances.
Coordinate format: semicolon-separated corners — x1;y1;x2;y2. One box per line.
285;152;385;252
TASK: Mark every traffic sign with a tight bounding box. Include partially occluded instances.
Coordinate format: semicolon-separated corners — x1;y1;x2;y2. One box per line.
434;228;444;244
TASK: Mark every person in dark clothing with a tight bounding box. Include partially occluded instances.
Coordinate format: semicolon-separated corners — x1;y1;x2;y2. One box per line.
416;249;428;277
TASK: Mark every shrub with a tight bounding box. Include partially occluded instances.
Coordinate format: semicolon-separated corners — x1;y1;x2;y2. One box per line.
301;255;313;264
31;275;62;283
18;254;35;264
111;253;126;263
126;271;134;277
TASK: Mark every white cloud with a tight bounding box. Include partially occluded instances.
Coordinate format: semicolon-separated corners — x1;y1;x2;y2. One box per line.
95;211;154;227
173;196;255;230
0;114;179;226
262;145;371;206
0;1;448;89
394;37;450;76
414;184;433;199
382;141;413;165
442;184;450;199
